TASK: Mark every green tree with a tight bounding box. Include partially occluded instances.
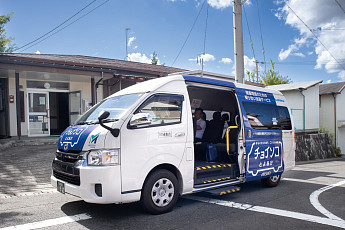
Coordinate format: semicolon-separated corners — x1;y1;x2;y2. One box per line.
245;69;262;83
151;51;158;65
0;13;15;52
261;59;292;86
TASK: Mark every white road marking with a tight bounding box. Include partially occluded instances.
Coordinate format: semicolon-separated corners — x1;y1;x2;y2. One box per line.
282;177;345;187
0;213;91;230
187;196;345;229
309;180;345;221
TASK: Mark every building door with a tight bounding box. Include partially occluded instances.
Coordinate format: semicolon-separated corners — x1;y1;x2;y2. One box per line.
69;91;81;125
0;78;9;138
27;91;50;136
49;92;69;135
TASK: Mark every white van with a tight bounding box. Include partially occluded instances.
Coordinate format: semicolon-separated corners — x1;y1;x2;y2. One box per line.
51;75;295;214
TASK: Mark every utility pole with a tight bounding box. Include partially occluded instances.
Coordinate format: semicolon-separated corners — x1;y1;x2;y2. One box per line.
233;0;245;83
125;28;130;61
255;60;258;83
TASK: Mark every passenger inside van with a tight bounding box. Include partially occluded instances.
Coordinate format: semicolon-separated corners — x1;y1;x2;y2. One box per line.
193;108;206;143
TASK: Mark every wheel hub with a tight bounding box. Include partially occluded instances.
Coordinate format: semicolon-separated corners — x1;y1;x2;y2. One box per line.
151;178;175;207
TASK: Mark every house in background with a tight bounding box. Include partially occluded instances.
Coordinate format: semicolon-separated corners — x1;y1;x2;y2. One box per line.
267;80;323;132
319;82;345;154
0;53;185;138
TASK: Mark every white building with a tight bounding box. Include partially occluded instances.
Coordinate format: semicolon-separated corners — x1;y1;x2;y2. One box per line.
319;82;345;154
267;80;323;132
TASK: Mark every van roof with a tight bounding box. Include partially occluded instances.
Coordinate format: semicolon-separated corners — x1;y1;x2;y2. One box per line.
183;75;282;95
109;75;282;98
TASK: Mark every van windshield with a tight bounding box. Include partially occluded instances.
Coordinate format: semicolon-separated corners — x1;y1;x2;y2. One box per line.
75;93;144;125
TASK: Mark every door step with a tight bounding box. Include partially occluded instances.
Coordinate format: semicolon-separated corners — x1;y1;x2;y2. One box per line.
205;186;241;196
194;175;233;185
195;163;233;172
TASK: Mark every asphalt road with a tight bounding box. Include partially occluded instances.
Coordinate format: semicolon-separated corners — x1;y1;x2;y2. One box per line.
0;145;344;230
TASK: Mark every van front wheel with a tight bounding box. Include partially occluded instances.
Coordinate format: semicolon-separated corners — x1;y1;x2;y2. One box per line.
141;169;179;214
261;175;281;187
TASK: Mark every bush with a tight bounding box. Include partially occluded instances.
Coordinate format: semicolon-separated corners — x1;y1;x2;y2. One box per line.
333;146;342;157
319;127;342;157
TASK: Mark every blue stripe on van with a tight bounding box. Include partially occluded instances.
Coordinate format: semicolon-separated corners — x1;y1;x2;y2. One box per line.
183;75;236;88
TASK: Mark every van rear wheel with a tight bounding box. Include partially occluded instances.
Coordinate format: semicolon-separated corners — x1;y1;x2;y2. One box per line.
141;169;179;214
261;175;281;187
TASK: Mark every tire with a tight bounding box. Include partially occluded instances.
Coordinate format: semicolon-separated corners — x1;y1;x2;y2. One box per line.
261;175;281;187
141;169;179;214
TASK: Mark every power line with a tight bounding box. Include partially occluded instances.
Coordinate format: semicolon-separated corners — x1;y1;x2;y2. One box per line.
171;0;207;66
15;0;97;52
19;0;109;52
255;0;266;72
203;3;209;55
286;2;345;71
335;0;345;14
242;4;256;61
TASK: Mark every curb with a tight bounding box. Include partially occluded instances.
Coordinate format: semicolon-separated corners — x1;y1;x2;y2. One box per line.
0;139;58;152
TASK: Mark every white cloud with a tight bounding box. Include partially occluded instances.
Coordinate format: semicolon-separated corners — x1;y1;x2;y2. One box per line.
276;0;345;80
244;55;263;72
35;50;40;54
278;37;307;60
127;52;151;64
133;45;138;50
220;57;232;64
293;52;305;58
339;71;345;81
326;79;332;83
128;36;136;47
188;53;215;62
207;0;231;9
206;0;250;9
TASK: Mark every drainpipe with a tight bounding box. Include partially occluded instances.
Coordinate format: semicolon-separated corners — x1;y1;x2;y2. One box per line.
298;88;305;132
91;78;95;106
95;72;104;103
15;72;21;139
332;93;337;147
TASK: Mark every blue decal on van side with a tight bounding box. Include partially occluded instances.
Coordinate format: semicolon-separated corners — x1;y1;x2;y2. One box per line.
245;139;283;180
236;88;276;104
58;125;97;151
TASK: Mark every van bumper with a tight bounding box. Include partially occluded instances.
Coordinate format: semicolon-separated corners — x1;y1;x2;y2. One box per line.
51;166;141;204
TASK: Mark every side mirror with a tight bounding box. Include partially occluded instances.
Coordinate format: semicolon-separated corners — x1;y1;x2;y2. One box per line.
98;110;110;121
98;110;120;137
129;113;152;127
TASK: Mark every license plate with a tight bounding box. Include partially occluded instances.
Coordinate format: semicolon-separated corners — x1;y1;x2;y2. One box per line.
57;181;65;194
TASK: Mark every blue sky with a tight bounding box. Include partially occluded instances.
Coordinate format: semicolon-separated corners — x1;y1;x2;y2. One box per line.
1;0;345;83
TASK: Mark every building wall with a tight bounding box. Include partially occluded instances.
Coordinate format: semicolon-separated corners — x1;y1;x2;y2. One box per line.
336;91;345;154
319;94;335;134
8;71;17;136
6;70;101;136
304;85;320;131
281;85;320;131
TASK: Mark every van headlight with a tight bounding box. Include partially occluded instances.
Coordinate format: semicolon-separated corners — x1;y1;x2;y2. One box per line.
87;149;120;166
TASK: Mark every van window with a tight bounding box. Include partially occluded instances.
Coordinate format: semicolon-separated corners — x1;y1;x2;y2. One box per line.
242;102;292;130
242;102;280;130
277;106;292;130
134;94;183;127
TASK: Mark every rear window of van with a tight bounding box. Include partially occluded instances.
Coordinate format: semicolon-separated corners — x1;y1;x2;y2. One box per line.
242;102;292;130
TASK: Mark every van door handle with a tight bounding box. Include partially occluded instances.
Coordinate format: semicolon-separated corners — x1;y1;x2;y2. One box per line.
175;132;185;137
